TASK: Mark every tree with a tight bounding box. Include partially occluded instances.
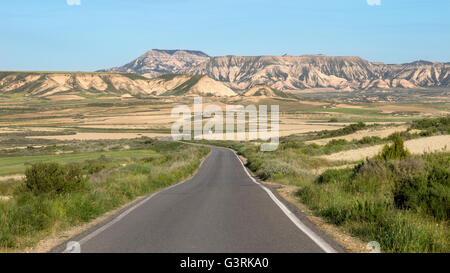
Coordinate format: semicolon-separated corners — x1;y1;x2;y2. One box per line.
378;133;410;160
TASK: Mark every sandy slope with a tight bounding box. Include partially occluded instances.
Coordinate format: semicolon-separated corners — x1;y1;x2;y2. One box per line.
187;76;236;97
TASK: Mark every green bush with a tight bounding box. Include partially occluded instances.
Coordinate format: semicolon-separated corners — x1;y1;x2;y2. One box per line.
358;136;383;145
258;160;299;179
24;163;86;194
350;159;391;192
82;155;110;174
279;141;302;150
316;168;352;184
410;116;450;135
378;133;410;160
388;157;425;178
317;122;366;138
353;159;387;178
394;164;449;221
326;139;348;147
319;199;391;225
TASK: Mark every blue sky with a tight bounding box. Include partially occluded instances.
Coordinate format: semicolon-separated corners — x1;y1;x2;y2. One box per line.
1;0;449;71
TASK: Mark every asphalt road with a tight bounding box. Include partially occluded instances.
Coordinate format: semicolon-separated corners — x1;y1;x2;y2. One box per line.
53;147;343;253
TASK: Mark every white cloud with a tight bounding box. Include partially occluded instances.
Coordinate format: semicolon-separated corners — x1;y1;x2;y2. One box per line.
67;0;81;6
367;0;381;6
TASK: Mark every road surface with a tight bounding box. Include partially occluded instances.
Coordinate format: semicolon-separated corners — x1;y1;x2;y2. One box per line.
53;147;343;253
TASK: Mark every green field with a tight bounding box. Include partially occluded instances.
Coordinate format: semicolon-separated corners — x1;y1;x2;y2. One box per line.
0;149;157;175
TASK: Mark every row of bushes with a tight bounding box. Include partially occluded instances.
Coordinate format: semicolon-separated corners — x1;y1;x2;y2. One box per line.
410;116;450;135
316;122;367;139
319;116;449;141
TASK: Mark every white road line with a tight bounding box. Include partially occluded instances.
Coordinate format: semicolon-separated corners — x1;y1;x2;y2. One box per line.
62;150;211;252
229;148;338;253
62;146;337;253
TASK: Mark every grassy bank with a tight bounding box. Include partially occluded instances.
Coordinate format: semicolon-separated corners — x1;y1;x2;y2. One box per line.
194;117;449;252
0;139;209;251
300;152;449;252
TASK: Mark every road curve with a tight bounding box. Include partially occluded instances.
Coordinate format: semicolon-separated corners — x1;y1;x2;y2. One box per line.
53;147;343;253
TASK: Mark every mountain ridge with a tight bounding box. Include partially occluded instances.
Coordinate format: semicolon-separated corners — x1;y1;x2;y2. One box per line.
98;49;210;78
100;50;449;91
183;55;449;91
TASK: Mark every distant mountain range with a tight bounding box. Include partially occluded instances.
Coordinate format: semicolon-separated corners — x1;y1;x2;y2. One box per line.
2;50;448;99
100;49;450;91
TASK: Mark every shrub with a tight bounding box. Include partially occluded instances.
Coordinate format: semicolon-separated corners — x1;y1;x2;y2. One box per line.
353;159;389;181
319;199;391;225
378;133;410;160
326;139;348;147
388;157;425;178
280;141;301;150
410;116;450;134
358;136;383;145
259;160;298;179
24;163;86;194
82;155;110;174
394;164;449;221
316;168;352;184
317;122;367;139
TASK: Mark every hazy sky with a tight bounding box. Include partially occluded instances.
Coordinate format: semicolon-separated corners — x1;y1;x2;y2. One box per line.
1;0;449;71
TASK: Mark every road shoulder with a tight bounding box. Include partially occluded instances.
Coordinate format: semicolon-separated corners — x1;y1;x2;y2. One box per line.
26;150;212;253
236;153;366;253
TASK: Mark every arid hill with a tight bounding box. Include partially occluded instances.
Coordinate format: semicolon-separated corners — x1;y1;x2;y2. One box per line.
160;75;236;97
241;84;292;98
99;50;449;91
0;72;236;98
0;72;156;97
183;55;450;91
99;49;210;78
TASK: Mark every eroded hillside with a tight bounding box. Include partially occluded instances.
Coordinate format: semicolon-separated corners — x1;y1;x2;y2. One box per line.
0;72;236;98
183;55;450;91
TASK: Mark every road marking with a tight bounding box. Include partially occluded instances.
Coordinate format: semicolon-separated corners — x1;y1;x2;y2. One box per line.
61;150;211;252
60;146;337;253
229;149;338;253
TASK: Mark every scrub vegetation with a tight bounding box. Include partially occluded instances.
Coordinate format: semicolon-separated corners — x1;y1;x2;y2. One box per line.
0;139;209;250
195;116;450;252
